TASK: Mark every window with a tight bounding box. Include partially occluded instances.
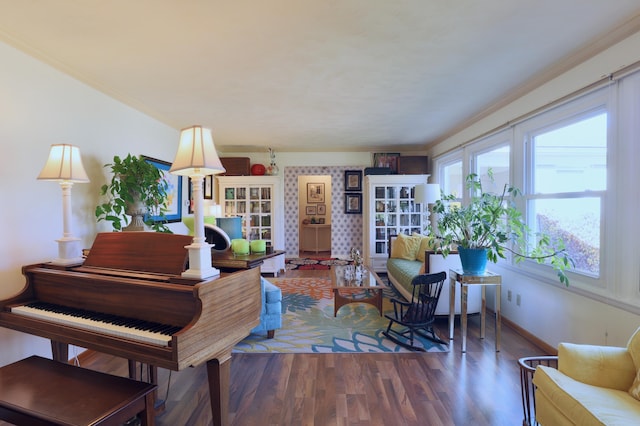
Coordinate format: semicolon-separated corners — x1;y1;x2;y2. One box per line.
475;145;510;195
441;160;463;199
525;110;607;277
432;73;640;309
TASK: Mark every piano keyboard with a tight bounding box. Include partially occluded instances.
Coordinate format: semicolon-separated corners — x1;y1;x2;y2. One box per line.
11;302;181;347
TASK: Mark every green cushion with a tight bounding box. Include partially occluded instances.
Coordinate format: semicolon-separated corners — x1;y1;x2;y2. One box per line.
182;216;217;236
386;258;423;294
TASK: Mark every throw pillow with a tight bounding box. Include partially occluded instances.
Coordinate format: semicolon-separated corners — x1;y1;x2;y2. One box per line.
630;370;640;400
390;233;421;261
627;326;640;367
627;327;640;399
182;216;217;236
415;235;432;263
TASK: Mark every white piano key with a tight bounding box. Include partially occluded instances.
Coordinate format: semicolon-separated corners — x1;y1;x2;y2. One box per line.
11;305;172;347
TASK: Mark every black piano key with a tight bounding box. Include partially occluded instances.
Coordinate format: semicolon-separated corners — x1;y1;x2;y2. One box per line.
128;319;147;329
148;323;170;333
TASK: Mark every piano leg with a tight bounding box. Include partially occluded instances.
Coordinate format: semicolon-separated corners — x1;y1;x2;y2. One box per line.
128;360;166;414
206;355;231;426
128;359;136;379
51;340;68;362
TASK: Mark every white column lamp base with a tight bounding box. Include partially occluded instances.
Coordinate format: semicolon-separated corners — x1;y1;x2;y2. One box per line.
51;237;84;266
182;242;220;279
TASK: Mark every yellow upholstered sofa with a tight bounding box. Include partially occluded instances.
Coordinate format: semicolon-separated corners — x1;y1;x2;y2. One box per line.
533;327;640;425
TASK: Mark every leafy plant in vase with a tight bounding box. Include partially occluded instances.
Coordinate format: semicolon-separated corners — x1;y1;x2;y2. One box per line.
95;154;172;233
428;171;573;285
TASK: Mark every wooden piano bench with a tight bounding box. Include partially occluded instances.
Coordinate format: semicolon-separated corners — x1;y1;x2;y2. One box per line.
0;355;157;426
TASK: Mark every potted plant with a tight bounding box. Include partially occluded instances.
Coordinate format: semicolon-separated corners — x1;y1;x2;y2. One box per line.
95;154;172;233
428;171;573;285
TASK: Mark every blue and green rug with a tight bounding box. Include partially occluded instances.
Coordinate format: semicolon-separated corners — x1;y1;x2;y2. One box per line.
233;277;449;353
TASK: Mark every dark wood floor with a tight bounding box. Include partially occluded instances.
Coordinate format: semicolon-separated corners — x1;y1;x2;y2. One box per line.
42;268;548;425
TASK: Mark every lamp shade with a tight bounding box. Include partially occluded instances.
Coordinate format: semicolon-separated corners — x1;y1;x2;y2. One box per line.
424;183;441;203
169;125;226;176
414;183;441;204
37;144;89;182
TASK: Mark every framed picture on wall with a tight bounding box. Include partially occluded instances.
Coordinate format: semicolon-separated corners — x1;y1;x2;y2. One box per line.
306;205;317;215
142;156;182;222
307;183;325;203
345;193;362;214
317;204;326;215
344;170;362;191
373;153;400;173
204;175;213;200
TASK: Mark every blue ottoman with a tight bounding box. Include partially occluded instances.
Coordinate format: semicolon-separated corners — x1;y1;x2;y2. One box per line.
251;277;282;338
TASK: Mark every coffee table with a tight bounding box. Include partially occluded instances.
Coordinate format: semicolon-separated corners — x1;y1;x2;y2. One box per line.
211;249;286;276
330;264;386;316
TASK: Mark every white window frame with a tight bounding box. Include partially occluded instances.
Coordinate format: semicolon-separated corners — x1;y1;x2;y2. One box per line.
512;88;611;291
611;70;640;307
433;149;464;200
468;130;512;197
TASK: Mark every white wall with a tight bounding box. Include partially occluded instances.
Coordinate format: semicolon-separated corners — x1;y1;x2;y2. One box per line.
0;41;185;365
429;30;640;349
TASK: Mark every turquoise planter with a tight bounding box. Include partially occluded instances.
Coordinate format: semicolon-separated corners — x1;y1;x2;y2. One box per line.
458;246;488;275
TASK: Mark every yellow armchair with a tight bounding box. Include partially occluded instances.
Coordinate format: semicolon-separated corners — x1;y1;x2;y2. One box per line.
533;327;640;425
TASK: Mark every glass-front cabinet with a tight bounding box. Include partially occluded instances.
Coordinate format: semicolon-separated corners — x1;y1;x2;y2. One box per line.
216;176;283;250
363;174;429;272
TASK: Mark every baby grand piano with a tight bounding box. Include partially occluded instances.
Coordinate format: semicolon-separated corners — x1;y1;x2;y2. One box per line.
0;232;262;426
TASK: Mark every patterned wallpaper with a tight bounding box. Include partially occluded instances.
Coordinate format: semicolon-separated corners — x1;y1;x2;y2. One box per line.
283;166;364;258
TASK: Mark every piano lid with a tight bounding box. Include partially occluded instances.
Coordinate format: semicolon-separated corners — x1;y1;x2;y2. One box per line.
82;232;193;276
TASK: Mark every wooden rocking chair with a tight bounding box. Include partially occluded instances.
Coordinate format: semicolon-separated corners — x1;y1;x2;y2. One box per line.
383;271;447;351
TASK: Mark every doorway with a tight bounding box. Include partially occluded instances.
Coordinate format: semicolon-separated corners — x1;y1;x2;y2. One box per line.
298;175;332;257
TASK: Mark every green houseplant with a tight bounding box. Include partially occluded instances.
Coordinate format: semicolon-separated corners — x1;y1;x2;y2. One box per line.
95;154;172;233
428;171;573;285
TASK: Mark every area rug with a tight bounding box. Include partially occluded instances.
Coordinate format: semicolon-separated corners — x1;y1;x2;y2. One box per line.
233;277;449;353
285;257;351;271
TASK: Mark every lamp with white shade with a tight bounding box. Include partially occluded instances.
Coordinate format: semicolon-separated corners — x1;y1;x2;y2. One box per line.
170;125;226;279
37;144;90;265
414;183;441;205
414;183;441;232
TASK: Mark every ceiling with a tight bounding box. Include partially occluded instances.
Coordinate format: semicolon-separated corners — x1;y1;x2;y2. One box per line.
1;1;640;153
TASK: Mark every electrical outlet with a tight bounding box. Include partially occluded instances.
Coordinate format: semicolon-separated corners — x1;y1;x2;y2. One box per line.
507;290;512;302
516;294;521;306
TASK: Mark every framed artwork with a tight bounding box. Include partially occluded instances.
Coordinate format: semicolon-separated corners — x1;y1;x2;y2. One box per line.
345;193;362;214
187;178;207;214
306;205;317;215
143;156;182;223
204;175;213;200
344;170;362;191
188;180;195;214
307;183;325;203
317;204;326;215
373;153;400;173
